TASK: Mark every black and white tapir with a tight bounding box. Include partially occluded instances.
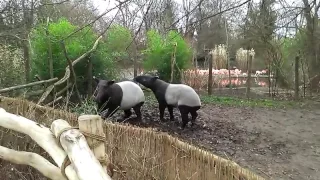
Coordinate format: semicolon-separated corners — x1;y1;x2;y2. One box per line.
93;76;145;121
133;75;201;128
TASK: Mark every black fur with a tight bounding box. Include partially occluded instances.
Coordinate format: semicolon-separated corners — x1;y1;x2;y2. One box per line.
178;105;200;128
133;75;200;128
93;77;143;121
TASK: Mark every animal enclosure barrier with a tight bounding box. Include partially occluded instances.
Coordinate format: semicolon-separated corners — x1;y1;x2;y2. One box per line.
0;96;265;180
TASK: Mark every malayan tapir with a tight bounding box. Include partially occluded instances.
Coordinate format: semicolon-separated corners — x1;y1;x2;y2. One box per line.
133;75;201;128
93;76;145;122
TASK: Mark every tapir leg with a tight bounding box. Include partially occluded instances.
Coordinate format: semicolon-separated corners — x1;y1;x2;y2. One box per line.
123;109;132;119
167;105;175;121
178;105;189;129
190;106;200;126
133;102;144;122
159;103;166;121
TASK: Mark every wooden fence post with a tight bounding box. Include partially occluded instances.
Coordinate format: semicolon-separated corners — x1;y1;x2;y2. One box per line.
246;53;253;98
78;115;113;177
170;42;177;83
208;51;213;95
294;55;300;100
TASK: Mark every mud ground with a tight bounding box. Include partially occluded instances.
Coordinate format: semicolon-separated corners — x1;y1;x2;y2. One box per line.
1;89;319;180
110;92;320;180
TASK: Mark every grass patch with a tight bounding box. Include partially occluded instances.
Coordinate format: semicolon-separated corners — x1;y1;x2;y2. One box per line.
68;91;298;115
69;98;97;115
201;95;296;108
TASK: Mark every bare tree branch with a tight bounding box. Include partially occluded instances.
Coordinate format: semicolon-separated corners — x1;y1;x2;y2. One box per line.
164;0;251;43
61;41;81;102
60;0;132;41
165;0;205;30
125;0;153;50
39;0;70;6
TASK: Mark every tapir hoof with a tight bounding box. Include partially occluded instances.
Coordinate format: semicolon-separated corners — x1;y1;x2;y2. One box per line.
136;116;143;122
178;126;187;132
140;118;146;124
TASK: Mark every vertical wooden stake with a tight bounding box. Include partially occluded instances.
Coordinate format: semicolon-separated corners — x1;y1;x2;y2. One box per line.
45;17;54;80
170;42;177;83
246;53;253;99
225;20;231;89
87;57;93;96
133;41;138;78
208;51;213;95
294;55;300;100
227;51;231;89
78;115;113;177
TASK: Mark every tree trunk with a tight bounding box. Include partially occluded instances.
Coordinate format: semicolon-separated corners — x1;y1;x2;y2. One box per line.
46;17;54;79
87;57;93;96
302;0;320;91
133;41;138;78
23;41;30;82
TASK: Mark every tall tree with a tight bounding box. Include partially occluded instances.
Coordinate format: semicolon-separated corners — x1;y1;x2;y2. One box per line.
302;0;320;90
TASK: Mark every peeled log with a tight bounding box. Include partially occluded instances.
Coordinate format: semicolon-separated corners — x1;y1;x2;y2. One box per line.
0;145;67;180
0;77;58;93
78;115;114;177
51;119;112;180
0;108;79;180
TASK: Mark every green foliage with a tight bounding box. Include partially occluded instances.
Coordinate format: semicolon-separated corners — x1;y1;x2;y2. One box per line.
70;98;97;115
105;24;132;54
102;24;133;72
281;32;305;59
142;30;192;82
279;29;306;85
30;18;116;94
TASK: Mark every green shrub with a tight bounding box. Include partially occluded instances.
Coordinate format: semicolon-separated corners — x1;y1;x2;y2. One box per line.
142;30;192;83
30;18;116;94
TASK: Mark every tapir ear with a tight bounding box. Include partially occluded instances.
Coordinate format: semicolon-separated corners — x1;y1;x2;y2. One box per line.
107;80;115;86
93;76;99;83
151;76;159;81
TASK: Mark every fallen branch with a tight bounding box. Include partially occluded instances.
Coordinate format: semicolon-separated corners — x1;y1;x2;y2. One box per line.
55;35;103;87
56;83;73;97
45;96;63;107
0;145;67;180
0;78;58;93
61;41;81;102
37;35;103;105
24;89;45;98
37;85;55;104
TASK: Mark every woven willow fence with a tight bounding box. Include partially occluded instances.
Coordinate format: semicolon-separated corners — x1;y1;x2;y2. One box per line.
0;96;264;180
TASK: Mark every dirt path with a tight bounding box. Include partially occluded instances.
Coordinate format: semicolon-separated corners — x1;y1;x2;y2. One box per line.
117;102;320;180
234;107;320;180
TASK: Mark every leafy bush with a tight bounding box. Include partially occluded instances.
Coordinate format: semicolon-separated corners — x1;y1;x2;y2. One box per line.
142;30;192;83
30;18;116;94
105;24;132;58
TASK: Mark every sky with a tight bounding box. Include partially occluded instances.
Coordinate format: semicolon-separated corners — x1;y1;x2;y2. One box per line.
92;0;118;14
91;0;300;37
91;0;183;16
91;0;298;15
